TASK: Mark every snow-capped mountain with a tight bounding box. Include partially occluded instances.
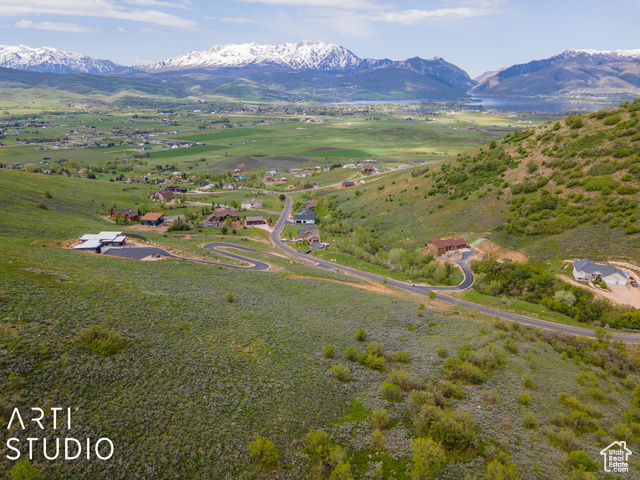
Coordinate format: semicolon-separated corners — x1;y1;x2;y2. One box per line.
559;49;640;60
0;45;124;74
140;41;387;72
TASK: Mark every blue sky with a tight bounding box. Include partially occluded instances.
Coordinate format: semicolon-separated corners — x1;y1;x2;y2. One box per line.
1;0;639;77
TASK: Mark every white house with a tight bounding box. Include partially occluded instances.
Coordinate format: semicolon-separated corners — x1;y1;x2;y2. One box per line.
572;258;628;286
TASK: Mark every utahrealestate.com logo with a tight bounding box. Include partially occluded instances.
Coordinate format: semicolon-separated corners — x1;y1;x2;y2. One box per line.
600;441;632;473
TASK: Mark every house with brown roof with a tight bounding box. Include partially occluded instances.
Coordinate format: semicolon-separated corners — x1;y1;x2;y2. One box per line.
110;208;139;222
222;183;235;190
140;212;165;227
361;165;375;175
303;199;318;209
207;209;239;226
426;236;468;256
245;216;266;226
297;228;321;245
151;189;174;202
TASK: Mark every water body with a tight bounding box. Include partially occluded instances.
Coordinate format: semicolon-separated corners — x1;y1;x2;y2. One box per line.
325;96;633;113
466;96;629;113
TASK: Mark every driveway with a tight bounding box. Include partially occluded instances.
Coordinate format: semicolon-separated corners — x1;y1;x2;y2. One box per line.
101;244;270;271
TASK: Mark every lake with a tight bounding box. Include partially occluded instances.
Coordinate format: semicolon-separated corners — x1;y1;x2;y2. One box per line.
325;96;635;113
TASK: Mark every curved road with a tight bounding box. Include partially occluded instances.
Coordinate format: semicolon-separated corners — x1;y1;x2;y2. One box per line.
102;244;271;271
270;195;640;344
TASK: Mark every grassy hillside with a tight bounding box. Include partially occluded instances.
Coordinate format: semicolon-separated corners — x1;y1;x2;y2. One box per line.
314;100;640;264
2;156;640;479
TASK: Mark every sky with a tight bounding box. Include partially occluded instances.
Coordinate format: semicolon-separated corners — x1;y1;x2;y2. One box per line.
1;0;639;78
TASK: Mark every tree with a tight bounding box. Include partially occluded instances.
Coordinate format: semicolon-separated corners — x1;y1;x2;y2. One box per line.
410;437;445;480
485;460;520;480
279;194;286;201
330;461;354;480
247;434;279;470
10;460;44;480
428;291;436;300
304;429;333;476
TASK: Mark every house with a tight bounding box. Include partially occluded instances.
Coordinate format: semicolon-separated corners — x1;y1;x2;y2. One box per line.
110;209;139;222
303;199;318;209
74;231;127;253
294;209;316;225
426;237;468;256
207;209;239;226
245;216;266;226
361;165;375;175
151;189;174;202
237;175;247;182
572;258;628;286
241;198;263;209
140;212;165;227
223;183;235;190
297;228;321;245
342;181;355;188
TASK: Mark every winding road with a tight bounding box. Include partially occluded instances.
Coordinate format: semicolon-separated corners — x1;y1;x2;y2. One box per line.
104;195;640;343
269;196;640;344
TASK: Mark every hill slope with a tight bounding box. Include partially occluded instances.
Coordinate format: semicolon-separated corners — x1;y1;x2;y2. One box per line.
317;99;640;263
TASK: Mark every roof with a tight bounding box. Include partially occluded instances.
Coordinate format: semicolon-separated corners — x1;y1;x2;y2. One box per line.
241;198;263;207
343;181;355;186
80;231;123;242
298;228;320;237
295;209;316;220
429;236;467;249
573;258;626;278
304;199;318;208
140;212;164;221
245;216;265;222
74;240;102;250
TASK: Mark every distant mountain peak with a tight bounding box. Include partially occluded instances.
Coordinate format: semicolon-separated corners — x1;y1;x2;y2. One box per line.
0;44;124;74
560;48;640;59
141;41;365;72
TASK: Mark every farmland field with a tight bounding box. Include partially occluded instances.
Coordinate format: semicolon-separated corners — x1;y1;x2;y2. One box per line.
3;104;639;480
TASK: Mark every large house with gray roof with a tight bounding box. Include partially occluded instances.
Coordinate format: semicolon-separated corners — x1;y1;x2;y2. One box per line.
572;258;628;286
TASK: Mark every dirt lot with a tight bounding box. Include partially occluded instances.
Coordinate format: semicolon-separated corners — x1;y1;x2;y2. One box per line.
558;275;640;309
474;239;528;263
124;224;169;233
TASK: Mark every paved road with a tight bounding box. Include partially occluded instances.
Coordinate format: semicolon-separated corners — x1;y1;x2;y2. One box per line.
102;244;270;271
270;196;640;344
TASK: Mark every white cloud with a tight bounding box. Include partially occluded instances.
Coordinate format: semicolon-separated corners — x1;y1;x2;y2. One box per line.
373;7;489;23
15;19;99;33
0;0;197;28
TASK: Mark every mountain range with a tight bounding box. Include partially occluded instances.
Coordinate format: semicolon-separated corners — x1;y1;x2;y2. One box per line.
472;49;640;97
0;42;639;102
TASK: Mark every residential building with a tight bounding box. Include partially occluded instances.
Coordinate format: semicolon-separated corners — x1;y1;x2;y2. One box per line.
294;209;316;225
245;216;266;226
426;237;468;256
140;212;165;227
572;258;629;286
